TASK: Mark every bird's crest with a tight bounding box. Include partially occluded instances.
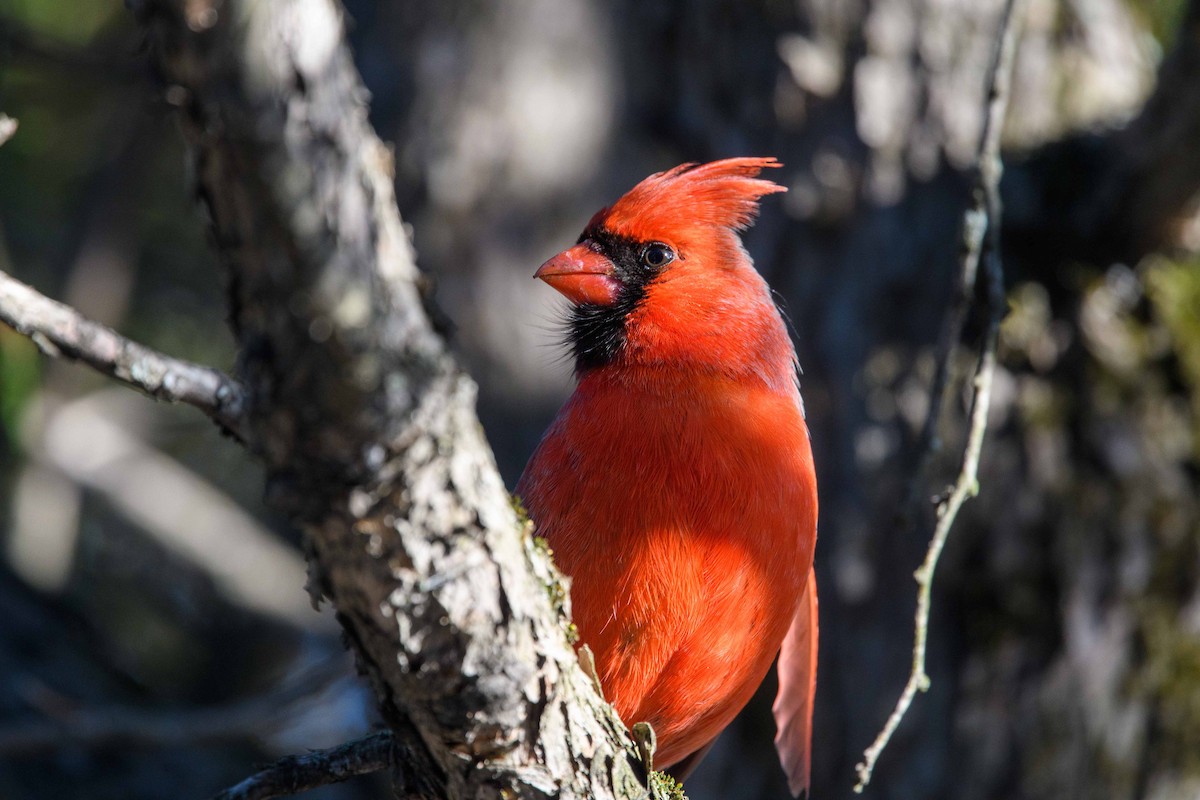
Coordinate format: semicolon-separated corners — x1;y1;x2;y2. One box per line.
590;157;786;241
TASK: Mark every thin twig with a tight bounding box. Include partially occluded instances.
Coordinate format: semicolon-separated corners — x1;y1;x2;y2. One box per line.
210;731;394;800
852;0;1024;791
0;269;248;440
901;0;1022;519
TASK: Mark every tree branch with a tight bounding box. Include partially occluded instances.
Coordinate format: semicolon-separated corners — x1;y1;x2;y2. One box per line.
0;269;248;439
853;0;1024;791
210;732;394;800
119;1;651;798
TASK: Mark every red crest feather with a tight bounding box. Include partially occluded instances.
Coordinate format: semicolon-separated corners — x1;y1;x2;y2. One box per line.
591;157;786;242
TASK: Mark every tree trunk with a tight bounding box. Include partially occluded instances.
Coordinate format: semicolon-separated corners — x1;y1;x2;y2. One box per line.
129;1;654;797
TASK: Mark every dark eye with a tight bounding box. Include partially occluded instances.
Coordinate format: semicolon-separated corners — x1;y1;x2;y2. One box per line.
641;243;675;269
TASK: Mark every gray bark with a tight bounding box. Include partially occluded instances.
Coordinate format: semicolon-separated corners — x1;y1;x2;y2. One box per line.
128;1;652;797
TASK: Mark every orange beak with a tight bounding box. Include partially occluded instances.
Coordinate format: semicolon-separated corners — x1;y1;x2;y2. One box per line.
534;244;620;306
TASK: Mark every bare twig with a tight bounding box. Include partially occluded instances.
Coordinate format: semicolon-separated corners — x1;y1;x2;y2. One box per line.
0;269;248;439
852;0;1024;792
902;0;1022;517
210;731;394;800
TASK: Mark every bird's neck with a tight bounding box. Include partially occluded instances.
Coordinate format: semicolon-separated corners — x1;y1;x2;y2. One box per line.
603;276;797;395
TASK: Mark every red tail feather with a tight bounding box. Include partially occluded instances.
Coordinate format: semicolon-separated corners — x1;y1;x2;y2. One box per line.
774;573;819;797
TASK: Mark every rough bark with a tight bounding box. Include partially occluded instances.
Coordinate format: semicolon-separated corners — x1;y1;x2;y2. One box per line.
126;1;650;798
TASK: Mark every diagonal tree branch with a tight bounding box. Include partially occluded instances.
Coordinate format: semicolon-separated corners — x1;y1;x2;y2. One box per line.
208;724;447;800
116;1;652;798
0;269;248;439
853;0;1025;792
209;731;394;800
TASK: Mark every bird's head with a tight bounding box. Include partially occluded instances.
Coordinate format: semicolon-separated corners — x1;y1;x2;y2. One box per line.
536;157;791;378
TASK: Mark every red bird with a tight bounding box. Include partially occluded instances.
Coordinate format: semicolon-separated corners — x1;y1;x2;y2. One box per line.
517;158;818;796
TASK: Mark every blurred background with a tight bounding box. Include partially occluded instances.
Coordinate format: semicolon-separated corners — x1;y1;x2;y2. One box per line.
1;0;1199;798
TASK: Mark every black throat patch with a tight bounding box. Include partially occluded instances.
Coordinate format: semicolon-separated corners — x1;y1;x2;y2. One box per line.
567;228;668;372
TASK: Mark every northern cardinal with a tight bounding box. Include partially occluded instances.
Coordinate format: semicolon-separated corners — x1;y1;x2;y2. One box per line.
517;158;818;796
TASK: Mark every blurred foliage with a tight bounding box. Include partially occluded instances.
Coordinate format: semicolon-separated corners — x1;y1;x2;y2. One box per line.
0;331;39;441
4;0;119;44
1145;256;1200;454
1140;601;1200;773
994;257;1200;792
1128;0;1192;45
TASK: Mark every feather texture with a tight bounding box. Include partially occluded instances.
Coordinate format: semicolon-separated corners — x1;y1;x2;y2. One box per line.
519;157;818;784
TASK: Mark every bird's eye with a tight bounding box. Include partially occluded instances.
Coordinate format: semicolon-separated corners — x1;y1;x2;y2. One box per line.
641;243;675;269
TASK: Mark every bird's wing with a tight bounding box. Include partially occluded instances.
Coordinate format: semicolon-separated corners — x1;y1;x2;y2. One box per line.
773;571;818;798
